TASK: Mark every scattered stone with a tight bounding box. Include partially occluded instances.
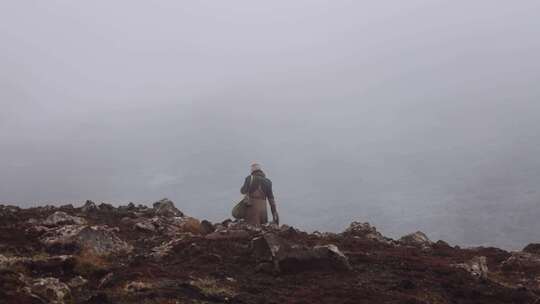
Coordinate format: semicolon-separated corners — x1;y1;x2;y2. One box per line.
43;211;87;226
153;198;183;217
452;256;489;279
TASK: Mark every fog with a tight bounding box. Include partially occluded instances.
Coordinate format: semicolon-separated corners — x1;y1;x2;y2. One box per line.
1;1;540;249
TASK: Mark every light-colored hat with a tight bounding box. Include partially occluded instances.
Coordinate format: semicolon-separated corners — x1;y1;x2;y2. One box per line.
250;162;262;173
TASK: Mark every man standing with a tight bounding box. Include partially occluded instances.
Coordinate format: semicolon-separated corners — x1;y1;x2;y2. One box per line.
240;163;279;225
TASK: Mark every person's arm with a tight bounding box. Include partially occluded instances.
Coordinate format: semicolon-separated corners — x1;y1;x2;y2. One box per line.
266;180;279;225
240;176;250;194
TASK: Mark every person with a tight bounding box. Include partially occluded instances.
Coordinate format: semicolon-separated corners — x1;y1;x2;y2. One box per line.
240;163;279;225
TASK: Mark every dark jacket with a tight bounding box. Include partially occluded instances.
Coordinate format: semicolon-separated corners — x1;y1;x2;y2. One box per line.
240;170;274;200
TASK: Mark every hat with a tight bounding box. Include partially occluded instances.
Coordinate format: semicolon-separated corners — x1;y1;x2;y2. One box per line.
250;163;262;173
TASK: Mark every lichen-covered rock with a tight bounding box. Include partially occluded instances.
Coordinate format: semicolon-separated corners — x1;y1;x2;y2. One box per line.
252;233;351;273
343;222;392;243
75;226;133;255
398;231;432;249
452;256;489;279
43;211;87;226
40;225;132;255
153;198;183;217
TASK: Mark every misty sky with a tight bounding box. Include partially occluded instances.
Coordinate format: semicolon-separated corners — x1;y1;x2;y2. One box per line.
1;1;540;249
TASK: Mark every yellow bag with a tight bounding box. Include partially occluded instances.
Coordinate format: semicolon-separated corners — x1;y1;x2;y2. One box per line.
231;176;253;219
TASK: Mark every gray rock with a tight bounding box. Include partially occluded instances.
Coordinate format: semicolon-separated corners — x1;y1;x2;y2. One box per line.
43;211;87;226
81;200;98;213
68;276;88;289
251;233;351;273
452;256;489;279
153;198;183;217
75;226;133;255
398;231;432;249
343;222;392;243
41;225;132;256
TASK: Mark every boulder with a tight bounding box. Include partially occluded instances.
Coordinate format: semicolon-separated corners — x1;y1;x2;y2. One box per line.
81;200;98;213
133;216;201;235
75;226;133;255
343;222;391;243
398;231;432;249
251;233;351;273
153;198;183;217
200;220;215;235
43;211;87;226
452;256;489;279
27;277;71;304
68;276;88;289
98;203;115;211
523;243;540;255
41;225;132;256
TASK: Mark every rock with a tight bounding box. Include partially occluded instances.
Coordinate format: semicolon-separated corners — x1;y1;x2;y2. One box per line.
68;276;88;288
200;220;215;235
98;272;114;289
135;220;156;232
523;243;540;255
124;281;153;293
27;277;71;304
75;226;133;255
43;211;87;226
81;200;98;213
452;256;489;279
133;216;201;235
343;222;391;243
251;233;351;273
98;203;115;211
502;252;540;271
153;198;183;217
398;231;432;249
150;234;194;259
205;230;251;240
41;225;132;256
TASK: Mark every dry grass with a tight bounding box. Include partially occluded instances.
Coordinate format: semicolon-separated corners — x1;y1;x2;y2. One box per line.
190;277;236;300
73;249;110;276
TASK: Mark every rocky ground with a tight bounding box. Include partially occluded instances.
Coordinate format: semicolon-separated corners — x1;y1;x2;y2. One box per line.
0;199;539;304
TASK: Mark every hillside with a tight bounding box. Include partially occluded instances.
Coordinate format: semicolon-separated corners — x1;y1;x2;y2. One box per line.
0;199;539;304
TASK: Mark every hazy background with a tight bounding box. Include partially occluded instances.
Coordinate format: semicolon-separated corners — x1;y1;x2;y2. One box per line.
1;1;539;249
